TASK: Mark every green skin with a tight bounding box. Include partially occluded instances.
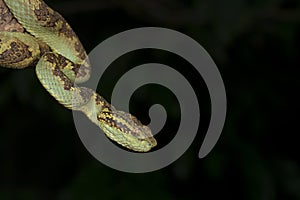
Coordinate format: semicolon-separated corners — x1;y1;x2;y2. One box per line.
0;0;157;152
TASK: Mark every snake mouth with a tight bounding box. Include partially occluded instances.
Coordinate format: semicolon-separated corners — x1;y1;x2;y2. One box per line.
97;110;157;152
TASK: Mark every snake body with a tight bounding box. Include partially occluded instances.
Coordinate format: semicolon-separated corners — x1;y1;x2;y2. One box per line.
0;0;156;152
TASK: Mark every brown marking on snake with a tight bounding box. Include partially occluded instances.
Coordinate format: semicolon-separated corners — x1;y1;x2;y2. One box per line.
114;113;142;137
46;54;74;90
38;41;50;56
97;112;133;134
0;0;24;32
33;1;60;27
97;111;141;136
54;66;73;90
59;19;75;39
46;53;72;69
35;2;87;61
95;94;112;110
34;1;78;40
113;111;143;128
71;63;89;79
33;0;89;71
71;42;90;79
114;121;134;135
74;41;87;61
70;63;80;74
0;40;33;65
56;54;69;68
98;114;115;126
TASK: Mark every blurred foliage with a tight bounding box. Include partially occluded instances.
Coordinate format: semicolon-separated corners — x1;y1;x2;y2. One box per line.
1;0;300;199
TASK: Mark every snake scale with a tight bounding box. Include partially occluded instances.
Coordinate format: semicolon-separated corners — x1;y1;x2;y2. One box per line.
0;0;156;152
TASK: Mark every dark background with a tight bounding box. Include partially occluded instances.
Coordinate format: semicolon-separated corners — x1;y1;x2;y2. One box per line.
1;0;300;199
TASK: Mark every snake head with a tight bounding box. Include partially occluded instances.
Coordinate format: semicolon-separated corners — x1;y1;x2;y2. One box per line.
97;109;157;152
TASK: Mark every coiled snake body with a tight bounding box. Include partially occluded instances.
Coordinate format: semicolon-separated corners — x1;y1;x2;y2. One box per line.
0;0;156;152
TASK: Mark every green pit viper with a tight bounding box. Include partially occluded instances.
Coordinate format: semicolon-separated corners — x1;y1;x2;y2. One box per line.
0;0;157;152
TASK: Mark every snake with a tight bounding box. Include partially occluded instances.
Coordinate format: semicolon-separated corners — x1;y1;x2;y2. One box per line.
0;0;156;152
